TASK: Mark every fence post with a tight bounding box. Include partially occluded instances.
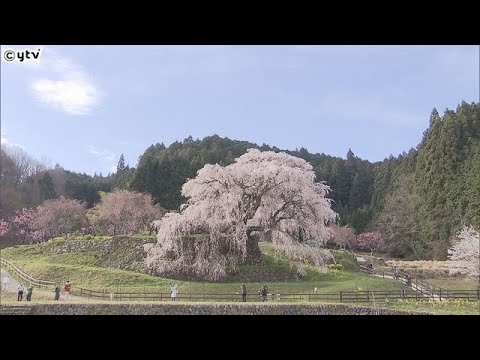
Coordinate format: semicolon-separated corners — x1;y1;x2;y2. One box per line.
308;294;310;302
340;291;342;303
383;271;384;279
439;288;441;301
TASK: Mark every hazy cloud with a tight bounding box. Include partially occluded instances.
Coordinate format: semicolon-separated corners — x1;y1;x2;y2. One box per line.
0;127;26;149
87;145;118;174
29;49;102;115
88;145;116;162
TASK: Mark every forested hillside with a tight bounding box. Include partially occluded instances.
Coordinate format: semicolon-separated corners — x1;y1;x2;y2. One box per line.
2;101;478;260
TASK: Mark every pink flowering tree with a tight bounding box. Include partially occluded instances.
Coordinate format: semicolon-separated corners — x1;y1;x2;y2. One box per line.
0;219;9;237
145;149;337;281
329;225;356;250
448;226;480;278
0;219;10;246
8;208;45;243
354;231;385;255
90;190;165;236
33;197;87;239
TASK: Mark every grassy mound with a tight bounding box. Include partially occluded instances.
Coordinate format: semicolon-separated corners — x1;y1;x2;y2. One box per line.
1;238;409;294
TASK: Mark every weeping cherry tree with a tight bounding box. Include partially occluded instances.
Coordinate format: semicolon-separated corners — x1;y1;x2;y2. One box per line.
145;149;337;280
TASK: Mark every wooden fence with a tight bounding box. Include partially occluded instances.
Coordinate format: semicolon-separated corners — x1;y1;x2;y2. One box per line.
2;257;479;303
1;258;55;290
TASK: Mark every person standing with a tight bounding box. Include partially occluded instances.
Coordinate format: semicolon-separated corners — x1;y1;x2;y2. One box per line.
26;284;33;301
170;284;177;301
54;284;61;300
241;283;247;302
393;266;399;280
2;275;10;292
17;284;24;301
64;281;72;300
261;285;268;302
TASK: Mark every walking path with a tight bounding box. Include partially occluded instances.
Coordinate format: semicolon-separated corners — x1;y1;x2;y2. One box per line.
371;272;442;300
353;254;443;301
1;268;20;292
1;267;80;302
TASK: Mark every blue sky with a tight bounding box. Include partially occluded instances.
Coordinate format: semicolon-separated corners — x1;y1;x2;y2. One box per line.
1;45;478;175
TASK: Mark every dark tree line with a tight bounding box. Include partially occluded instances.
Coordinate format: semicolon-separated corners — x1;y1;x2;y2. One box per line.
2;101;478;260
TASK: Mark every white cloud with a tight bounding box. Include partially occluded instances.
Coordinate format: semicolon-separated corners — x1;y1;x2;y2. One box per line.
88;145;116;162
88;145;118;174
2;46;102;116
0;134;9;145
30;50;102;115
0;127;26;149
31;77;100;115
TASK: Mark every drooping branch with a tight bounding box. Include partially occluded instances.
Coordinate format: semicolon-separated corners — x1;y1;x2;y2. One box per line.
145;148;337;280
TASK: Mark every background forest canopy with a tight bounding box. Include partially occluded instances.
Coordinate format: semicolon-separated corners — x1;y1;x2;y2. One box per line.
1;101;479;260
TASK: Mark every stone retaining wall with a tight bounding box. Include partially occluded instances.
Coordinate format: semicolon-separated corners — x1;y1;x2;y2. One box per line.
11;303;425;315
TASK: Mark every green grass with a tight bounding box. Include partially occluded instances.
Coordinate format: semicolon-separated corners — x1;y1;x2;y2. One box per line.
2;238;476;314
0;290;109;304
426;278;480;290
47;235;112;243
46;234;156;243
379;299;480;315
3;260;409;295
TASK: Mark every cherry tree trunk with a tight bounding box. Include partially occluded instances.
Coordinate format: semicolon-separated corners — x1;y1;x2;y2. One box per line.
245;227;263;263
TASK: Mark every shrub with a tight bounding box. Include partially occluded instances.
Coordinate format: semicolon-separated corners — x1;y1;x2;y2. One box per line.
328;263;343;271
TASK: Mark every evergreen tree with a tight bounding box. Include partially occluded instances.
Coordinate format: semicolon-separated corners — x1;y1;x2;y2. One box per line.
117;154;126;173
38;172;57;202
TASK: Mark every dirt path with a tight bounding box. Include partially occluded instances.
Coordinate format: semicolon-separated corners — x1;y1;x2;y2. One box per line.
1;268;21;292
371;272;441;300
353;254;442;301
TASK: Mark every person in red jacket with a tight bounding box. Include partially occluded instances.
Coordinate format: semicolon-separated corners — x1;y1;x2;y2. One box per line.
64;281;72;300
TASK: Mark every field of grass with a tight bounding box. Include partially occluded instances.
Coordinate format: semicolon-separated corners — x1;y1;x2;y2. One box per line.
379;299;480;315
1;240;409;295
0;289;117;304
426;278;479;290
364;254;479;291
379;259;450;278
2;238;477;314
2;289;477;315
